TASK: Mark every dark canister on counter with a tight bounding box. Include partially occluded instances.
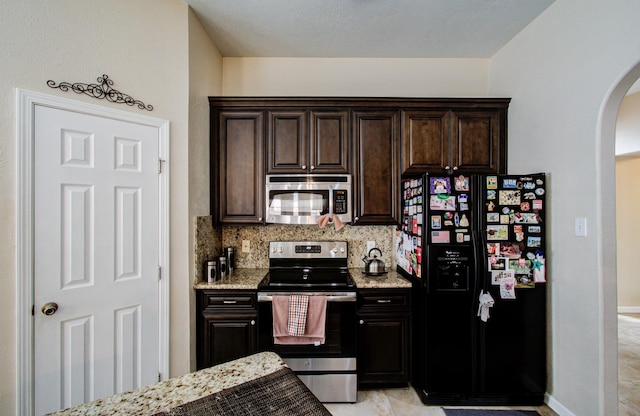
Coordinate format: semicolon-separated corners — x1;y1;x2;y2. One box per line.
205;260;217;283
224;247;235;274
217;255;228;277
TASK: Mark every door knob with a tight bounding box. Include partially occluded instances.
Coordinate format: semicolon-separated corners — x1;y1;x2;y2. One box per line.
41;302;58;316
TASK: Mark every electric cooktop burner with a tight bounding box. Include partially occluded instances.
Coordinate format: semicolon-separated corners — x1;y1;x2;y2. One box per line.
258;241;354;291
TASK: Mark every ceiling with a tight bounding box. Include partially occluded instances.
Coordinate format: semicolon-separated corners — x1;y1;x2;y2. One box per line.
184;0;640;96
184;0;556;58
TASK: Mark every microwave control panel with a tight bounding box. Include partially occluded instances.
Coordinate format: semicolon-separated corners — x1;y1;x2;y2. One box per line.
333;190;348;214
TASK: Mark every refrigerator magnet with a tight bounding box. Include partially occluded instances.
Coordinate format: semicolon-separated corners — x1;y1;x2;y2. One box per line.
503;178;517;189
431;216;441;229
431;231;450;243
515;274;535;289
492;270;514;285
499;190;521;205
487;225;508;240
527;236;542;248
532;254;546;283
454;175;470;191
487;213;499;223
487;176;498;189
487;243;500;255
490;257;507;271
459;214;469;227
533;199;543;210
523;192;536;200
500;243;523;258
487;190;496;200
500;276;517;299
430;177;451;194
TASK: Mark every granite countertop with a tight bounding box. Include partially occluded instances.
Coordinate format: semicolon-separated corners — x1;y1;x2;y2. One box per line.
193;268;267;290
49;351;287;416
349;268;413;289
193;267;412;290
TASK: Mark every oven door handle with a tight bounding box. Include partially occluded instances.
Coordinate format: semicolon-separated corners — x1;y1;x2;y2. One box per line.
258;292;357;302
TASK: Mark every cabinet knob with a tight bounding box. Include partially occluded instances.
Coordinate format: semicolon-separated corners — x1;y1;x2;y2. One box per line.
452;166;458;171
310;165;315;170
251;320;255;326
377;299;391;304
359;320;364;325
302;165;307;170
258;217;263;221
445;165;451;170
354;216;359;222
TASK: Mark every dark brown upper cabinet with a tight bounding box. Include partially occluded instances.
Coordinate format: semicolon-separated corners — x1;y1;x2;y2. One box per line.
401;101;508;175
215;110;265;225
266;109;349;174
352;110;400;225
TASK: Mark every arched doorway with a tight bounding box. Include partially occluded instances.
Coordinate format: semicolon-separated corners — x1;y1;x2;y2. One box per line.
598;61;640;415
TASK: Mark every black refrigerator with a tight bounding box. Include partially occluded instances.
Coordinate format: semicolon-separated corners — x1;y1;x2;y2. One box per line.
396;174;546;405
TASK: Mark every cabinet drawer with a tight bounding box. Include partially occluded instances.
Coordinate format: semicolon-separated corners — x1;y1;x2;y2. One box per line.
201;292;256;310
359;291;410;310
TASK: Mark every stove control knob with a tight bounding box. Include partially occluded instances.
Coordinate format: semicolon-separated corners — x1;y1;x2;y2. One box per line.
331;247;338;254
278;247;284;253
340;247;346;253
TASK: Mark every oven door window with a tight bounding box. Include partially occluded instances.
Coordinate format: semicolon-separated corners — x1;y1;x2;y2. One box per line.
267;190;329;224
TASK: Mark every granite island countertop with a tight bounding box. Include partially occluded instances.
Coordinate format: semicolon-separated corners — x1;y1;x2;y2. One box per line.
49;351;287;416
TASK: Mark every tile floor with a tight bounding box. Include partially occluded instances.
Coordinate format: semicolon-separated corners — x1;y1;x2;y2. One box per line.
618;313;640;416
324;386;557;416
326;314;640;415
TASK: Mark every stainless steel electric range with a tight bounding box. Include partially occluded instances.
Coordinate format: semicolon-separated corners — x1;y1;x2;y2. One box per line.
257;241;357;403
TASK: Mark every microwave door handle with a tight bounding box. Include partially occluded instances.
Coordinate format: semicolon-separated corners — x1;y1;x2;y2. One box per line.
328;189;333;220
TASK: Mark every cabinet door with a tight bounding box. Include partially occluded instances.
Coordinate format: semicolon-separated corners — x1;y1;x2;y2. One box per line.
200;313;257;368
266;110;308;173
451;110;506;174
358;313;410;386
217;111;264;224
309;110;349;173
401;110;450;174
352;110;400;225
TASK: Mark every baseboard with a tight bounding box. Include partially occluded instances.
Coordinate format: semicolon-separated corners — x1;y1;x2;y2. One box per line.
618;306;640;313
545;394;577;416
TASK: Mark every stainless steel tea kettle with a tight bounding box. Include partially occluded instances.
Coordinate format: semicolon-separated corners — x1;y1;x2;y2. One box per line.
362;248;387;275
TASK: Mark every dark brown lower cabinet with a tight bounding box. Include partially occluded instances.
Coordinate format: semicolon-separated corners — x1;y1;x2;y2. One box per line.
357;288;411;388
197;290;257;369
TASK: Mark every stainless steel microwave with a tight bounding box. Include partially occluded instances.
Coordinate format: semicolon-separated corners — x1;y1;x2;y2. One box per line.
265;174;352;225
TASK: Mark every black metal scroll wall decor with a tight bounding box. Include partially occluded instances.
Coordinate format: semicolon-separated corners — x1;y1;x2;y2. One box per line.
47;74;153;111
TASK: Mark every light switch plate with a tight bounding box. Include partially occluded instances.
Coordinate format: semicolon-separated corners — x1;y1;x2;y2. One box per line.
575;217;587;237
242;240;251;253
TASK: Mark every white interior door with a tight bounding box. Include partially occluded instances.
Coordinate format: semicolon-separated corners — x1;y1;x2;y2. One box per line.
33;104;161;414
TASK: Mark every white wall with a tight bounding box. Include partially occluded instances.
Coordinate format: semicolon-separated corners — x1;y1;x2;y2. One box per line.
222;58;489;97
0;1;222;413
187;9;223;370
489;0;640;414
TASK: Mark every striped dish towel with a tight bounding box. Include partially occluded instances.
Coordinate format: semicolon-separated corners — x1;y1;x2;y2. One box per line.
287;295;310;336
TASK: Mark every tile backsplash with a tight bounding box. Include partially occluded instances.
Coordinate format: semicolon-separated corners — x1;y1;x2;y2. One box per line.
194;216;397;282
